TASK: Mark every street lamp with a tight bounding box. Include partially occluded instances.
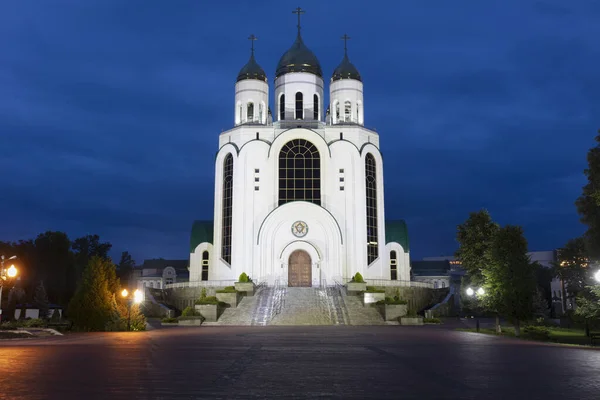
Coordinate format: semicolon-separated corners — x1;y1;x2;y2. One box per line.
121;288;142;331
0;255;18;323
466;287;485;332
594;269;600;283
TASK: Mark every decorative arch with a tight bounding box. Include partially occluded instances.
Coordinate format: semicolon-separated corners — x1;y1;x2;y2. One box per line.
221;153;234;264
365;153;378;264
278;139;321;206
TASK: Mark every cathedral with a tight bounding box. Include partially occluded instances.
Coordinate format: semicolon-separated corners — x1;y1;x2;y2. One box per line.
188;9;410;287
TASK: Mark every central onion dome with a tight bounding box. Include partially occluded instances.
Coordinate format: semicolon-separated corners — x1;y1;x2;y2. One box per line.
275;33;323;79
237;51;267;83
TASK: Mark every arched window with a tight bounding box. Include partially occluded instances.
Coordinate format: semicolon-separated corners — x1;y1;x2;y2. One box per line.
222;154;234;264
441;281;446;288
434;281;439;289
247;102;254;122
313;94;319;120
237;104;242;124
278;139;321;206
365;153;378;264
344;101;351;122
390;250;398;280
150;281;155;288
279;94;285;120
201;251;209;281
295;92;303;120
335;102;340;123
259;103;264;124
356;102;360;123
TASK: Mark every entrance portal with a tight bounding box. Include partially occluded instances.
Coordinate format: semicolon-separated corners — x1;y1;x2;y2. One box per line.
288;250;312;287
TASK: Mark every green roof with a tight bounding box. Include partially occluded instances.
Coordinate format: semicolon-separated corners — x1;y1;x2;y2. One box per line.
386;220;410;252
190;220;214;253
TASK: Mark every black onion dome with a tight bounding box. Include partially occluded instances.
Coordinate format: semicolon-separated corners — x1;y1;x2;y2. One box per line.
331;53;361;82
237;53;267;83
275;34;323;79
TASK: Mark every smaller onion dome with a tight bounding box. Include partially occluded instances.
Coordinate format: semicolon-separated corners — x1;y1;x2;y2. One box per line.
237;53;267;83
331;35;361;82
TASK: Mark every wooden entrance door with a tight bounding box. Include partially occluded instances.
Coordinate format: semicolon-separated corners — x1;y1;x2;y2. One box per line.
288;250;312;287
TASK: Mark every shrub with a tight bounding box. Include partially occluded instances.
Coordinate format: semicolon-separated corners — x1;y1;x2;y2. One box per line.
216;286;237;293
385;296;408;305
161;317;178;323
195;296;220;305
406;309;418;317
181;306;200;317
50;309;61;323
522;325;550;341
365;286;385;293
0;321;20;330
200;287;207;299
25;319;46;328
424;317;442;324
238;273;252;283
351;272;365;283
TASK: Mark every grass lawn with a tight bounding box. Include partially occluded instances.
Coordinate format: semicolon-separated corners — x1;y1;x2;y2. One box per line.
457;326;595;346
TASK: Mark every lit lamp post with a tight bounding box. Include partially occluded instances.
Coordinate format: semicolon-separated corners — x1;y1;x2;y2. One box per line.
121;288;143;331
0;255;18;323
466;287;485;332
595;269;600;283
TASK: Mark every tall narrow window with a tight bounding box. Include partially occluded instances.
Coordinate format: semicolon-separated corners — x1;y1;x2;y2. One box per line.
390;250;398;280
247;102;254;122
238;105;242;124
201;251;209;281
344;101;351;122
278;139;321;206
365;153;378;264
335;102;340;123
222;154;233;264
313;94;319;120
279;94;285;120
295;92;303;119
356;102;360;123
259;103;264;124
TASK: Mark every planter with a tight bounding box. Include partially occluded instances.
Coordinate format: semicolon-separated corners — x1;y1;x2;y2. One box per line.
347;282;367;294
400;317;424;326
194;304;221;322
216;291;240;308
382;304;408;321
178;317;203;326
363;292;385;306
235;282;255;296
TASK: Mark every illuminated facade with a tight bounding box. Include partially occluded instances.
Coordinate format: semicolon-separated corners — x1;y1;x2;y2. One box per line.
188;11;410;286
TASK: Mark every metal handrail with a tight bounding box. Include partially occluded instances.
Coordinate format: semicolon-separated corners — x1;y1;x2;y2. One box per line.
339;277;433;289
165;280;236;289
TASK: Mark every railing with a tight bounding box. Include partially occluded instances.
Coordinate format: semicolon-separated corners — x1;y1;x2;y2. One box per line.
339;277;433;289
165;280;236;289
269;278;286;322
275;120;325;130
318;279;333;324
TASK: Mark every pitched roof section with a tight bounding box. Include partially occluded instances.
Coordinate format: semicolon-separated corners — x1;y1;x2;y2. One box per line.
385;220;410;252
411;260;451;277
190;220;214;253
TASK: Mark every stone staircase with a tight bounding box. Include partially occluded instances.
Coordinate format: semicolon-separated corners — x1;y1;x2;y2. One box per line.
212;284;385;326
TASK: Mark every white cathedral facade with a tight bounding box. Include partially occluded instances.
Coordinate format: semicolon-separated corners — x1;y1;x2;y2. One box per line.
189;15;411;287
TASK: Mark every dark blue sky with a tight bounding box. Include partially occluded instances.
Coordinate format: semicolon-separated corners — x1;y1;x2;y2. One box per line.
1;0;597;263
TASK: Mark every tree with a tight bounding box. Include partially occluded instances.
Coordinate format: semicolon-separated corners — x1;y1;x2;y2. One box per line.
33;231;73;306
532;288;550;319
67;256;120;331
533;261;554;315
455;209;499;285
33;280;50;320
116;251;136;287
555;237;589;308
70;234;112;304
575;130;600;258
575;285;600;321
482;225;536;337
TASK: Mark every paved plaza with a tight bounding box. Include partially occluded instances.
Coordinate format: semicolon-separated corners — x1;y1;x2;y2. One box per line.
1;325;599;399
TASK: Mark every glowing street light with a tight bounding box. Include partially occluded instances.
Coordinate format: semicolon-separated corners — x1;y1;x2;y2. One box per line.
0;255;18;323
594;270;600;283
133;289;143;304
466;287;475;296
121;289;129;298
7;265;17;278
121;288;144;331
477;287;485;296
465;287;485;332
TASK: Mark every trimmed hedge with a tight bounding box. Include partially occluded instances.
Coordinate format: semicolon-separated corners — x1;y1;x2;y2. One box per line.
351;272;365;283
195;296;220;305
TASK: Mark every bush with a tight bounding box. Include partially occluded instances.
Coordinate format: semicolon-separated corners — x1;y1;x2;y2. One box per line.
181;306;200;317
0;321;20;330
424;317;442;324
216;286;237;293
351;272;365;283
50;309;61;323
522;325;550;341
195;296;220;305
365;286;385;293
384;296;408;305
24;319;46;328
406;309;418;317
238;273;252;283
161;317;178;323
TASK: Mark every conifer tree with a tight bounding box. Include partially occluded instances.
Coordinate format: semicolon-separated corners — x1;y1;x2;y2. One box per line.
33;280;50;320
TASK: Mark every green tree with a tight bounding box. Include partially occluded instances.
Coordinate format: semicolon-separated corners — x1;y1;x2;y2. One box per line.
33;280;50;320
33;231;73;306
575;130;600;258
455;209;499;285
116;251;136;287
67;256;120;331
555;237;589;308
575;285;600;320
69;234;112;304
483;225;536;337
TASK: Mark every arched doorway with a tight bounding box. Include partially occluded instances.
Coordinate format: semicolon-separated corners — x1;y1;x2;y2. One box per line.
288;250;312;287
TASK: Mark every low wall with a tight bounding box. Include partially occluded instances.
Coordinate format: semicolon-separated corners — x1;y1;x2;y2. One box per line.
382;287;448;314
